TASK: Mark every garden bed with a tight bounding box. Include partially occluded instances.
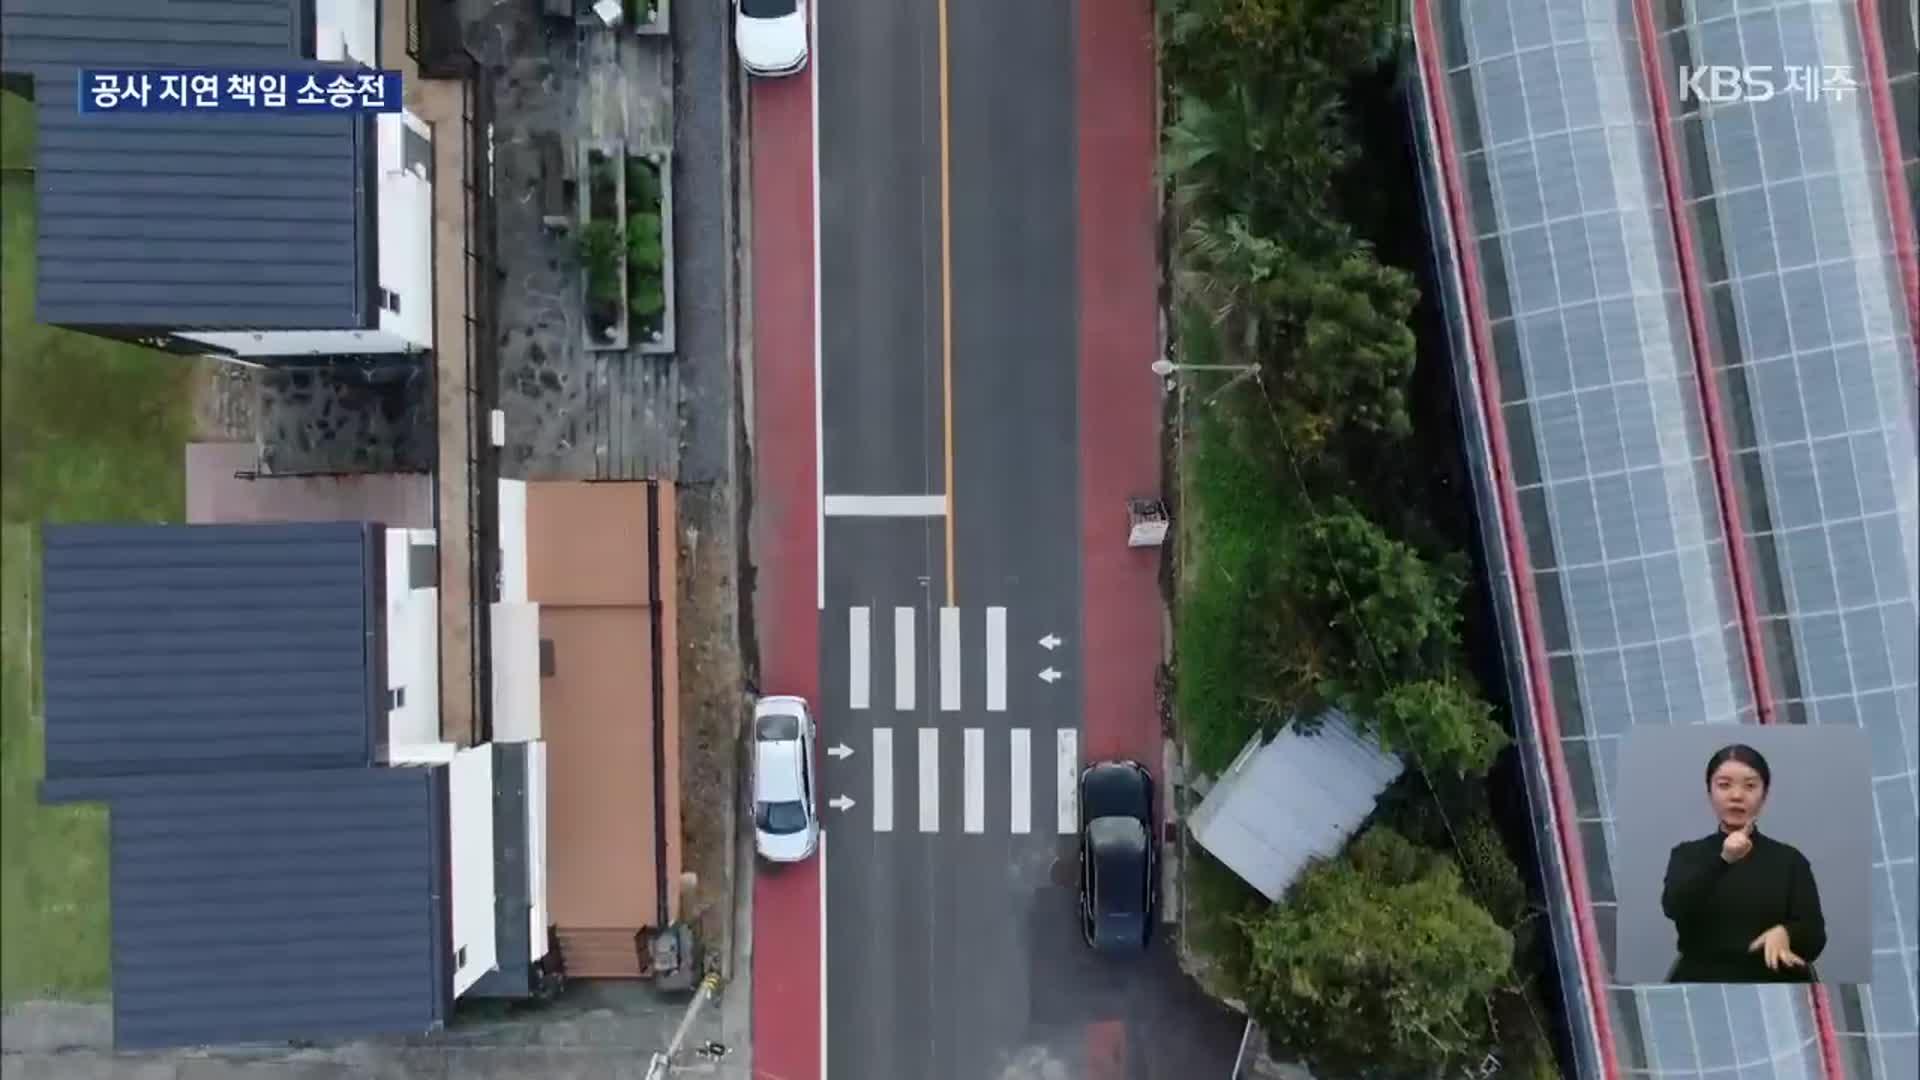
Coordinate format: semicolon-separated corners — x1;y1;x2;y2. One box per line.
579;143;628;351
625;151;675;354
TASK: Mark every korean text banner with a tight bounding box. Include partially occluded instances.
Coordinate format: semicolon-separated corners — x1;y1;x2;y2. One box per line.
77;70;403;114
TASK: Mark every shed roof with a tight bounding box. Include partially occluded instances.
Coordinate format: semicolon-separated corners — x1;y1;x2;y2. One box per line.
1187;712;1404;902
99;767;451;1048
0;0;375;332
40;522;386;796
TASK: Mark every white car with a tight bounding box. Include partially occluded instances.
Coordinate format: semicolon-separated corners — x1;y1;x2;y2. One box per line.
752;695;819;862
735;0;809;77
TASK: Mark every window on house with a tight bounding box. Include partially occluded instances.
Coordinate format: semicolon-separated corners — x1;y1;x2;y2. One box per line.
377;288;401;314
402;127;434;182
540;639;556;678
388;687;406;710
455;946;467;969
408;543;438;588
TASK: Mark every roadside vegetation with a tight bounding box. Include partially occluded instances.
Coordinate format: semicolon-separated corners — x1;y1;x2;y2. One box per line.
1160;3;1560;1076
0;89;199;1001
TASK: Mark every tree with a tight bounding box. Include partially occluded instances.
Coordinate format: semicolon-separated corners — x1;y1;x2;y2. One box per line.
1365;677;1509;777
1166;85;1348;238
1176;209;1418;461
1162;0;1401;97
1257;243;1419;455
1289;500;1465;690
1239;827;1513;1077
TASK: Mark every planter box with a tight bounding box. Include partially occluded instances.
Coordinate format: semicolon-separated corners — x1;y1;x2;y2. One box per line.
625;152;676;355
626;0;669;35
579;142;629;352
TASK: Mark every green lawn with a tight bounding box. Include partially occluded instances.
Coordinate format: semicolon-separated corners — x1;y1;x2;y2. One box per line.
0;89;200;1003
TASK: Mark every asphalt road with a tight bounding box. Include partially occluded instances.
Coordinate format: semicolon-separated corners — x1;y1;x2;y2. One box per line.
805;2;1241;1078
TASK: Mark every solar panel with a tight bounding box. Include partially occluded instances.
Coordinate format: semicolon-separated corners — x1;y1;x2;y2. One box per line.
1424;0;1918;1074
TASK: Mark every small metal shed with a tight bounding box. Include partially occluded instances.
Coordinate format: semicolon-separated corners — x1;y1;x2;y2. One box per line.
1188;712;1404;901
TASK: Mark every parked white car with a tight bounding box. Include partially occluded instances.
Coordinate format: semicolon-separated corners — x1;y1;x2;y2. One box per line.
752;695;819;862
735;0;809;77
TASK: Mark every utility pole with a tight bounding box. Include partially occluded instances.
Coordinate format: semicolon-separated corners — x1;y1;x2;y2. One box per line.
644;970;724;1080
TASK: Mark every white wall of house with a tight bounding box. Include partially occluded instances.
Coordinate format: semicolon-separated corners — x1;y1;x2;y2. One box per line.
525;740;550;961
375;111;435;351
448;745;498;996
387;742;516;986
179;328;421;357
498;479;529;602
492;480;538;742
389;742;455;764
491;601;543;742
384;527;441;749
313;0;378;66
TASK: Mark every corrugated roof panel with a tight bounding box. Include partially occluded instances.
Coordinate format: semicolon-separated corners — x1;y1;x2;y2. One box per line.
0;0;372;332
102;767;450;1048
1189;713;1404;902
40;522;385;786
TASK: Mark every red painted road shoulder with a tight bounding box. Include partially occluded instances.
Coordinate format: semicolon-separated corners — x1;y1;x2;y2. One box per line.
748;44;823;1080
1075;5;1158;1073
1076;1;1162;777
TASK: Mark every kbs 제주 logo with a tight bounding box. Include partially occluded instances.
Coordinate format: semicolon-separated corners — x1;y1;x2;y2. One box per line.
1676;65;1859;104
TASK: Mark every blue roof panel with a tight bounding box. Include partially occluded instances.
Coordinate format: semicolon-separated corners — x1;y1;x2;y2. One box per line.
0;0;374;332
102;767;450;1048
40;522;386;790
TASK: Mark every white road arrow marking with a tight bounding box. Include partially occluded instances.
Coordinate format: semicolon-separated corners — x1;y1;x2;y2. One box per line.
829;794;856;813
827;743;853;761
1039;667;1063;684
1039;634;1063;650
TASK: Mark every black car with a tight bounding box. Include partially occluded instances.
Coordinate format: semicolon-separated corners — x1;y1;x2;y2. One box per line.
1078;760;1156;951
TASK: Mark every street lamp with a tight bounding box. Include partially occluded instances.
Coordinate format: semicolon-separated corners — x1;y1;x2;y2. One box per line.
1151;358;1259;376
1152;358;1262;404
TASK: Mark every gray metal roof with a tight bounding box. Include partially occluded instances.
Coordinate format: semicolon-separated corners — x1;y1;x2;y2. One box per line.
1188;712;1404;903
0;0;375;332
99;767;451;1049
39;522;386;795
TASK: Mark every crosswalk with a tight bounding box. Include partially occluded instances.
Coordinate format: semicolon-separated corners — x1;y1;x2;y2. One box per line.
841;724;1080;835
831;605;1082;836
847;604;1047;713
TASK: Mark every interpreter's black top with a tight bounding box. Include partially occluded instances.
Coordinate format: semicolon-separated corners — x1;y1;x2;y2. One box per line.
1661;827;1826;983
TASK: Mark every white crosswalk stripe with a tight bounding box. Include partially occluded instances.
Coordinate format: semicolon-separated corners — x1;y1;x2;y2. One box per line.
894;607;915;711
918;727;939;833
838;725;1083;836
1057;728;1078;835
964;728;985;833
1009;728;1032;834
872;727;893;832
849;606;871;710
986;607;1007;712
940;607;961;711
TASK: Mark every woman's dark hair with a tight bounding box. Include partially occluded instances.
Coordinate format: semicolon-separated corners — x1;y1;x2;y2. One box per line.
1705;743;1771;790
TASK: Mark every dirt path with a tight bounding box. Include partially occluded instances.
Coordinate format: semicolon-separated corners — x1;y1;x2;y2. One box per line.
672;482;748;974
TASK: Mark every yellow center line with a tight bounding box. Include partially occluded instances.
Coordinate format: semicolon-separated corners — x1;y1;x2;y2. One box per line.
937;0;957;606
